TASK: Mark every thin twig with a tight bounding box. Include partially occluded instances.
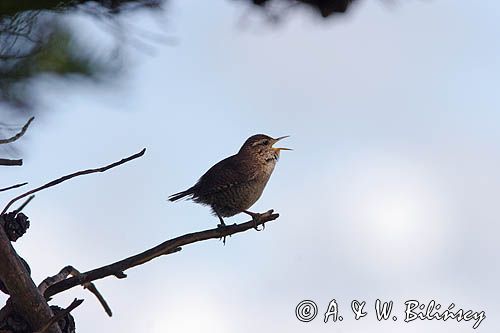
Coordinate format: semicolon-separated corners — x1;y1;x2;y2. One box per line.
0;182;27;193
45;210;279;298
0;117;34;145
83;281;113;317
12;195;35;215
35;298;83;333
1;149;146;215
0;158;22;166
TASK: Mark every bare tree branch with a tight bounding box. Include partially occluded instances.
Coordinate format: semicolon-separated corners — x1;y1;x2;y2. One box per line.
0;113;34;167
45;210;279;298
0;158;22;166
40;266;112;317
35;298;83;333
0;117;34;145
83;280;112;317
0;182;27;193
0;216;61;333
0;149;147;331
38;267;71;295
12;195;34;214
1;148;146;215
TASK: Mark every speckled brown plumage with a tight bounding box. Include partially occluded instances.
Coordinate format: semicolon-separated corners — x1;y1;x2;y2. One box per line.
169;134;290;226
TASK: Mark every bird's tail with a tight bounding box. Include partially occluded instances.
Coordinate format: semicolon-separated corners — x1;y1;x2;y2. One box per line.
168;187;194;202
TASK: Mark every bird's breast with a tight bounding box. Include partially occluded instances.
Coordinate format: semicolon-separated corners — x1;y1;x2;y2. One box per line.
259;159;277;177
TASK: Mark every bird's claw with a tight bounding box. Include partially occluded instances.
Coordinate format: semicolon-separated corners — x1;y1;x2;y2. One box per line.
217;223;230;245
250;213;263;231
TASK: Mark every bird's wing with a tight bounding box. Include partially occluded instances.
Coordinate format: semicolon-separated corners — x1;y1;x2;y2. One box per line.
193;154;257;197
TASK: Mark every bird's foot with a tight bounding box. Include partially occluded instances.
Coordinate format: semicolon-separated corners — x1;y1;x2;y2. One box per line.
217;222;231;245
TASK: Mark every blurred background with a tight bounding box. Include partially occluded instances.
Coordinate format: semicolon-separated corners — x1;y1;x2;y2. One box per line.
1;0;499;332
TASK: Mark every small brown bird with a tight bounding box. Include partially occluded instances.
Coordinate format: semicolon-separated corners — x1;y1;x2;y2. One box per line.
169;134;290;228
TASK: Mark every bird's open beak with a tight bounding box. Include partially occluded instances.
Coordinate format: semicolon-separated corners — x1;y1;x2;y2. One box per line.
272;135;292;151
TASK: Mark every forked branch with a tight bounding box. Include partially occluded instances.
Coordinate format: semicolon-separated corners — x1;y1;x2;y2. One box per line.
45;210;279;298
39;266;112;317
0;149;146;332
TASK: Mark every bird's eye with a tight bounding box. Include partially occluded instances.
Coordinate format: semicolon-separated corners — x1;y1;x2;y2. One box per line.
261;140;269;146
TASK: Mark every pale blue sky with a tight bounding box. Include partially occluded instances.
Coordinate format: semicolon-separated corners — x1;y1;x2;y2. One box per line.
1;0;499;332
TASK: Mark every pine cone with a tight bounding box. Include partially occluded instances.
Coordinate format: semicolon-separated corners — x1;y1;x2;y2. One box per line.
3;212;30;242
